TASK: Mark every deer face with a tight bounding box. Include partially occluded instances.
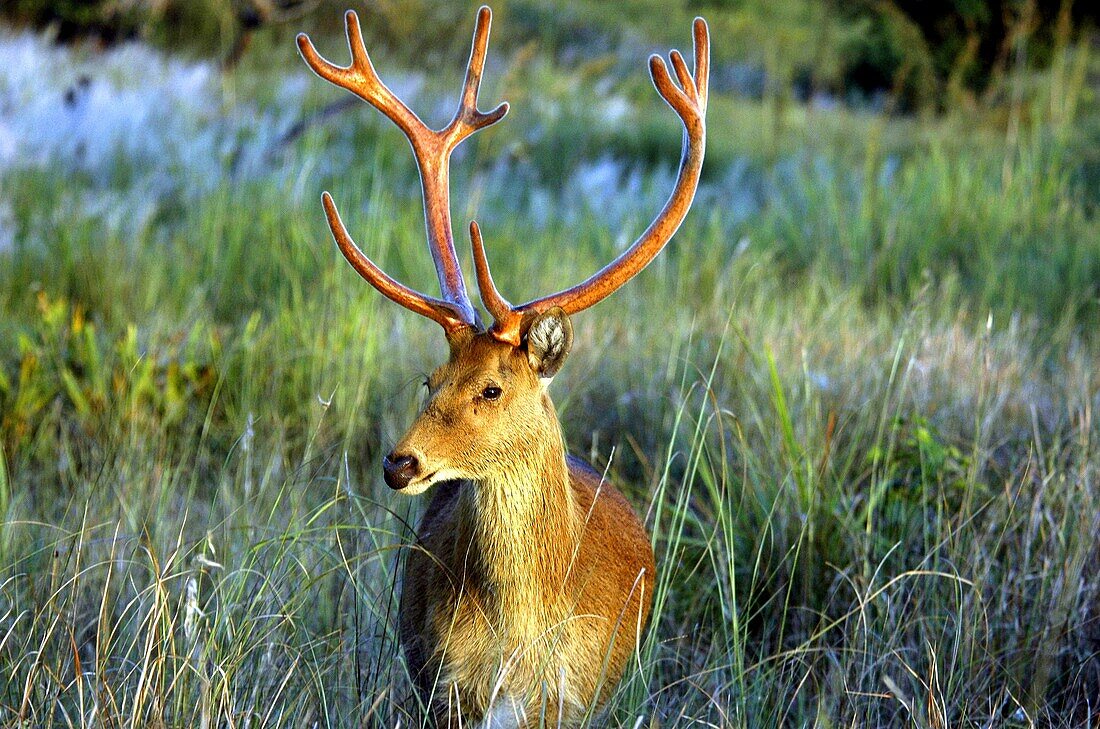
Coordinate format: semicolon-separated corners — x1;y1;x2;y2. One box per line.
383;309;573;494
301;7;706;491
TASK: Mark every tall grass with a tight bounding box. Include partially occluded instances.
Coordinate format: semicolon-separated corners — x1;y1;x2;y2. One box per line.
0;22;1098;728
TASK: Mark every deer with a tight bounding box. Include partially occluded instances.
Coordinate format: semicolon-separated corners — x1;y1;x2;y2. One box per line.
297;7;707;727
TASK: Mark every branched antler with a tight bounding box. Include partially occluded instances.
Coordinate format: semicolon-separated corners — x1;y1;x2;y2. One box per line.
300;11;708;346
473;18;709;345
297;6;508;332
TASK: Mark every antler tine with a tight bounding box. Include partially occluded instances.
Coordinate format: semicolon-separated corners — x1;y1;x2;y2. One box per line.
668;50;695;103
322;192;470;332
693;17;710;102
295;12;422;140
446;6;510;147
482;18;709;342
298;7;512;332
469;221;521;341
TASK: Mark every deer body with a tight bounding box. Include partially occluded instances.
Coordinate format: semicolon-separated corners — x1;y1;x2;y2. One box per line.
395;332;654;724
297;7;706;726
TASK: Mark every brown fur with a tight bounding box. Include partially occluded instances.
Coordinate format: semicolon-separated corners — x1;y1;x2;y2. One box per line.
392;330;655;727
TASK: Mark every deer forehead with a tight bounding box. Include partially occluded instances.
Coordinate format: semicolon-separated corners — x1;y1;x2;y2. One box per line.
432;336;531;388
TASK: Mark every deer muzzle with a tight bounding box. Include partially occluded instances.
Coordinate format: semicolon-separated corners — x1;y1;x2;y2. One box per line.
383;452;420;490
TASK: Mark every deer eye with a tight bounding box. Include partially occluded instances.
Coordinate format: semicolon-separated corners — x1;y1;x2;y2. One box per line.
481;385;503;401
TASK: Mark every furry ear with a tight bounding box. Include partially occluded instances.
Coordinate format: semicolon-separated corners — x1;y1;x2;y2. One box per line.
526;307;573;379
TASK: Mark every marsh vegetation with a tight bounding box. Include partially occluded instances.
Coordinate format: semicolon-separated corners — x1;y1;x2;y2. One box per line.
0;2;1098;726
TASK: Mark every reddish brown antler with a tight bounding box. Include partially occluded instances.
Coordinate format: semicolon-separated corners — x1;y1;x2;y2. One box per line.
297;6;508;332
473;18;709;345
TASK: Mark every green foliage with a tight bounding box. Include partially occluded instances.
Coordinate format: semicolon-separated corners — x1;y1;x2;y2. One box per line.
0;291;218;471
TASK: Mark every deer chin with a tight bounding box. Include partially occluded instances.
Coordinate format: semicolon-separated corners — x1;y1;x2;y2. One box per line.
397;468;467;496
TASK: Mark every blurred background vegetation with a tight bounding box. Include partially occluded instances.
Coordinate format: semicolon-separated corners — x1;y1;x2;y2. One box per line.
5;0;1100;111
0;0;1098;726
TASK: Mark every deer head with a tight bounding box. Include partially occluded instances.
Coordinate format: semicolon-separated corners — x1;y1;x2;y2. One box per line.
297;7;708;494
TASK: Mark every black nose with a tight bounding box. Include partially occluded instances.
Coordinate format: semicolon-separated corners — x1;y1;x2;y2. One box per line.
383;452;419;490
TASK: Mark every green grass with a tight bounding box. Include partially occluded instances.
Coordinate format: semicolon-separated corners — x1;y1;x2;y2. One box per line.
1;30;1099;728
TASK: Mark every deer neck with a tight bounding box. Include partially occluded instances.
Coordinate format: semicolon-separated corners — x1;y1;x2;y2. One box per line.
459;406;577;615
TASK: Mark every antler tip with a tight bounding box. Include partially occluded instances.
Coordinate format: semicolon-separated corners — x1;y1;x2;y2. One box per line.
484;101;509;124
648;53;670;85
295;31;314;55
321;191;340;217
693;17;710;53
343;9;363;43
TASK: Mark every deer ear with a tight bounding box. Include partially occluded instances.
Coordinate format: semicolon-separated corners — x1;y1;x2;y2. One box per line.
526;307;573;379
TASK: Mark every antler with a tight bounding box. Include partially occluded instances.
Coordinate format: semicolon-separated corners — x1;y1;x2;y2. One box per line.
297;6;509;333
473;18;709;346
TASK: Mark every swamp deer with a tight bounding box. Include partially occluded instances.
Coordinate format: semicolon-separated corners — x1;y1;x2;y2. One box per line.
297;7;707;726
